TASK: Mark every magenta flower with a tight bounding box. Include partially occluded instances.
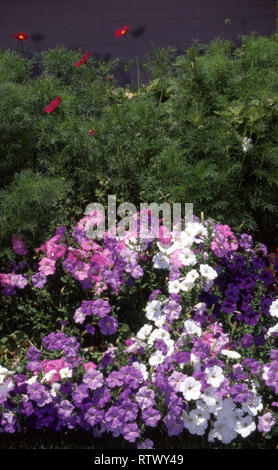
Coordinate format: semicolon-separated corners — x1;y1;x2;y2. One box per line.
39;257;56;276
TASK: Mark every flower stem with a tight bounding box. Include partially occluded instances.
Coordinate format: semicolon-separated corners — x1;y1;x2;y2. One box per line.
125;36;140;95
21;42;27;83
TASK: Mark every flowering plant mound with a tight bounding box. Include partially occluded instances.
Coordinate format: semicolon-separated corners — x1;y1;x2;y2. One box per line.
0;208;277;448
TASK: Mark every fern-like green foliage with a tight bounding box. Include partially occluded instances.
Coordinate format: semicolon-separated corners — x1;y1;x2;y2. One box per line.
1;35;278;252
0;170;70;259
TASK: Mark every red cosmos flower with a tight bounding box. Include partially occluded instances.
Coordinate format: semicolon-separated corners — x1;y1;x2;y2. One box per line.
75;51;90;68
13;31;29;41
114;25;129;39
44;96;61;114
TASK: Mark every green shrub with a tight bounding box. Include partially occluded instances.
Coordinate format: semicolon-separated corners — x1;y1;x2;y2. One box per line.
0;170;71;259
1;35;278;254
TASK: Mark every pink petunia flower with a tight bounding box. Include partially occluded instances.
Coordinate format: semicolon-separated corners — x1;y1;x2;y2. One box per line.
39;257;56;276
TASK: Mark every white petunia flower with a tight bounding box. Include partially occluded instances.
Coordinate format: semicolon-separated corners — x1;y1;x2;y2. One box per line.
157;239;181;255
190;353;202;371
205;365;225;388
178;248;197;267
165;339;175;356
235;415;256;438
41;370;57;383
132;362;148;381
262;365;270;381
184;319;202;337
266;323;278;338
180;377;202;401
137;324;153;340
269;299;278;318
200;264;218;280
50;383;61;398
208;420;237;444
149;350;165;367
0;366;14;385
198;393;223;414
242;394;263;417
59;367;72;379
148;328;170;346
194;302;207;314
184;222;208;242
26;375;38;385
152;252;170;270
184;269;199;284
153;314;166;328
146;300;163;322
168;279;181;294
180;231;194;249
221;349;241;360
179;278;194;292
183;409;209;436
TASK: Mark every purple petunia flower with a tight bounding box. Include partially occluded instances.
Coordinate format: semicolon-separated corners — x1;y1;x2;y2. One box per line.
43;332;68;351
122;422;140;442
105;406;125;430
117;365;143;389
26;346;41;362
85;324;95;336
58;400;75;419
142;407;161;427
258;412;276;433
92;386;111;409
119;400;138;423
101;346;116;369
73;384;89;406
84;407;104;427
137;439;154;449
230;383;250;404
241;333;254;349
32;272;47;288
81;299;111;318
83;369;104;390
239;234;253;250
20;400;35;416
135;386;155;409
164;413;184;436
260;270;274;287
55;226;66;237
98;316;118;335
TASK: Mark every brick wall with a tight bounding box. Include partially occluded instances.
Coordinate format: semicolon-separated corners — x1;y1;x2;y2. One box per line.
0;0;276;59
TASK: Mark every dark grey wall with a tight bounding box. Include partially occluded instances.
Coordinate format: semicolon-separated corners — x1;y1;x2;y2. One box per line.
0;0;276;60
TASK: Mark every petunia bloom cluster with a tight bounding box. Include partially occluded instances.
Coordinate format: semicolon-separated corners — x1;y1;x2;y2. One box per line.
0;208;277;448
